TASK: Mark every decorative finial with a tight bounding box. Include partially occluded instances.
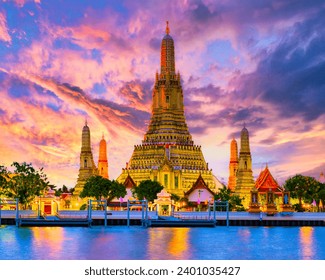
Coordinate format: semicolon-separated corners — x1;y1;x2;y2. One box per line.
102;132;104;139
85;118;88;126
166;20;170;35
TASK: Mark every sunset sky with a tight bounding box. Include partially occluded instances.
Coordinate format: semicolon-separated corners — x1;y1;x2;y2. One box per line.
0;0;324;189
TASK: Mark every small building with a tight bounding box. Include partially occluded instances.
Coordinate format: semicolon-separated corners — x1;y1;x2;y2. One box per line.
255;166;283;210
184;174;215;211
109;174;136;210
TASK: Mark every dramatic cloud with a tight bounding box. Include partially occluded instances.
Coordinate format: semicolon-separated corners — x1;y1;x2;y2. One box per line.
0;0;324;187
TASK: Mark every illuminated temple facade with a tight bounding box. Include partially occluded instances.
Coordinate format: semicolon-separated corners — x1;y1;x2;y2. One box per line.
117;22;222;196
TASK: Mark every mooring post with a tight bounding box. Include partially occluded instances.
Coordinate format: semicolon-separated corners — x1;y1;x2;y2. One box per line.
127;200;130;227
88;199;92;226
213;201;216;224
104;199;107;227
15;198;19;227
141;200;145;227
226;201;229;227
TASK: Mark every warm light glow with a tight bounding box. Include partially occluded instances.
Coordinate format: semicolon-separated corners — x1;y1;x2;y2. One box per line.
299;227;315;260
148;228;191;259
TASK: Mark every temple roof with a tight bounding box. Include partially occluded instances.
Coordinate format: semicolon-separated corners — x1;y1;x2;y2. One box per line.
255;166;283;193
185;174;215;196
123;174;136;189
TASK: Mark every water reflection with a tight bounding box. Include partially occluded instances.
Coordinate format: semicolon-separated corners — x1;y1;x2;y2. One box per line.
1;226;324;260
299;227;315;259
31;227;65;259
148;228;191;259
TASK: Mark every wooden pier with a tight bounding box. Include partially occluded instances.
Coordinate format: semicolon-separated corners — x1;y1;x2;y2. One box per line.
1;210;324;227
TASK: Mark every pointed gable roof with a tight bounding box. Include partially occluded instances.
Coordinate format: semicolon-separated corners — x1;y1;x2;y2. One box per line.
255;166;283;193
185;174;215;196
123;174;136;189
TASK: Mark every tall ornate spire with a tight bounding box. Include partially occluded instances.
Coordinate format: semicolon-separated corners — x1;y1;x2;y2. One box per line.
228;138;239;191
75;121;98;195
81;121;91;152
160;21;175;75
117;22;222;196
240;126;250;154
236;126;255;207
166;20;170;35
98;135;109;179
145;22;191;146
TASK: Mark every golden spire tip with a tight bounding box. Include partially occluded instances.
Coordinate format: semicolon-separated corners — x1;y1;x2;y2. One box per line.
166;20;170;35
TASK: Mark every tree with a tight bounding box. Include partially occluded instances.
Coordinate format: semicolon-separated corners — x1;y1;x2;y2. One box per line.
132;180;163;202
4;162;49;209
80;176;126;202
214;186;244;211
283;174;321;209
55;185;74;197
0;165;9;195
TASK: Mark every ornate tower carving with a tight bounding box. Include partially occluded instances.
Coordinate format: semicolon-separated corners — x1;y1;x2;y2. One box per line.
117;22;222;195
228;138;238;191
75;121;98;195
235;126;255;206
98;135;109;179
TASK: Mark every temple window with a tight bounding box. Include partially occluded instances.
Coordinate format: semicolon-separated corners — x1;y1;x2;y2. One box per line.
164;174;168;187
175;176;179;189
245;161;247;170
166;95;170;103
84;159;88;168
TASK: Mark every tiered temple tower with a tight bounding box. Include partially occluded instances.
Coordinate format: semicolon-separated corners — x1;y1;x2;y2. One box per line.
235;126;255;207
74;121;98;195
117;22;222;196
228;138;238;191
98;135;109;179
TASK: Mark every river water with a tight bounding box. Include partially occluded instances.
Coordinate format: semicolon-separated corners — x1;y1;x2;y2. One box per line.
0;225;324;260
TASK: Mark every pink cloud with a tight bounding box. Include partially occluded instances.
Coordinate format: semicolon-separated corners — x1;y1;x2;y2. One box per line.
0;11;11;43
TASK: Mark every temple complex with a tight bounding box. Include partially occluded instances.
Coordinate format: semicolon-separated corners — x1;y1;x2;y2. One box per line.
98;135;109;179
117;22;222;196
232;126;255;207
228;138;238;191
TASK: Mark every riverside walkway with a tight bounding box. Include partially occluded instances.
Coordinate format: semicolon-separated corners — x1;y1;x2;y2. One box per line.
1;210;324;226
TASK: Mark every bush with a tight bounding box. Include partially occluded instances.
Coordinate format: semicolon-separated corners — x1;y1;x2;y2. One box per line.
80;204;87;210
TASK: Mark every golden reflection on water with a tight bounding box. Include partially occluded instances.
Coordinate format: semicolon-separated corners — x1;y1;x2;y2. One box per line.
148;228;190;259
31;227;64;258
299;227;314;260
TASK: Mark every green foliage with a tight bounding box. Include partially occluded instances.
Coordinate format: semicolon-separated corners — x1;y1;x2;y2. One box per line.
171;193;180;202
2;162;49;209
55;185;74;197
80;176;126;202
283;174;322;208
0;165;9;195
80;203;87;210
132;180;164;202
214;186;244;211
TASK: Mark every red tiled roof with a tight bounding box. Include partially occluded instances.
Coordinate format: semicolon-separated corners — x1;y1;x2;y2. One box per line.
255;166;283;193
